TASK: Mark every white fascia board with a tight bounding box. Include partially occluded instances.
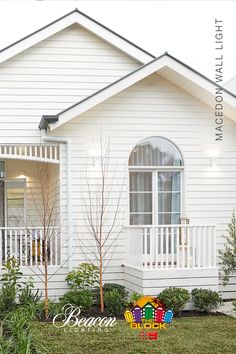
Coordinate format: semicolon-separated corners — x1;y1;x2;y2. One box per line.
0;11;153;65
51;55;236;130
165;57;236;107
0;12;78;64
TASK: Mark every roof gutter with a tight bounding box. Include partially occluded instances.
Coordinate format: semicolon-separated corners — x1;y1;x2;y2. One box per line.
38;115;59;130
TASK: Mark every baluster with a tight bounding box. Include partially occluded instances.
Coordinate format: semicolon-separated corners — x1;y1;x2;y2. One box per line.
150;227;154;269
144;228;147;269
19;229;23;266
155;227;159;269
160;227;163;269
55;228;58;266
40;229;43;266
187;226;190;269
4;229;7;263
14;229;17;260
171;227;175;268
24;230;28;266
9;229;12;258
181;227;185;268
192;226;196;268
176;227;179;268
213;226;216;267
197;227;201;267
166;227;169;269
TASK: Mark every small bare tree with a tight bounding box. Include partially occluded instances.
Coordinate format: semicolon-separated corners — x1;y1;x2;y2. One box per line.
20;161;65;319
81;137;124;313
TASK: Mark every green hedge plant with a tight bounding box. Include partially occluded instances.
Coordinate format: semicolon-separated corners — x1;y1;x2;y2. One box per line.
157;287;190;315
66;263;99;290
191;288;222;313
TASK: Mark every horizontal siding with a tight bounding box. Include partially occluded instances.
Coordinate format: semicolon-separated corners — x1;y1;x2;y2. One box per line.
54;73;236;299
0;24;139;143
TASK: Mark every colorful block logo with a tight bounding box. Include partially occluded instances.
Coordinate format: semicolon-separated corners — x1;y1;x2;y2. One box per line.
124;296;174;340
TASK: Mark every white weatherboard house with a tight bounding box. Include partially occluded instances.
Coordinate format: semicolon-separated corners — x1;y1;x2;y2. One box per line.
0;9;236;300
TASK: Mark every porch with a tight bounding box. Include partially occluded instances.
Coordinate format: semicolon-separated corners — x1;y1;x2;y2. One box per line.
123;225;219;295
0;144;62;269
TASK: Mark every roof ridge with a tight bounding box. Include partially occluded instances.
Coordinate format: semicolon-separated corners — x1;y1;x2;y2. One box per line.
0;8;155;59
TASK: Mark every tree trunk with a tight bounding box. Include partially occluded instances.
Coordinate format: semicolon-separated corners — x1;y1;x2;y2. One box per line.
44;238;49;320
99;248;104;313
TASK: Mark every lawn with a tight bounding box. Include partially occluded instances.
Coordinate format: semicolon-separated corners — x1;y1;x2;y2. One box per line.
38;316;236;354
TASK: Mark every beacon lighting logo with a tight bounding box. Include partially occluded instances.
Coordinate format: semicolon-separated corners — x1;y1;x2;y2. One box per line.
124;296;174;341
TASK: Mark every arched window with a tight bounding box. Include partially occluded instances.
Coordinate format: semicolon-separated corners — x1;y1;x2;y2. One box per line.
129;137;183;225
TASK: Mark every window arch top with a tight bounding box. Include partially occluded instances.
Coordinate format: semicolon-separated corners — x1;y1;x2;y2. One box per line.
129;137;183;167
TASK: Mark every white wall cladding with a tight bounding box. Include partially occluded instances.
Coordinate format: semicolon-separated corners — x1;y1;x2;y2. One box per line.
53;73;236;299
0;24;139;143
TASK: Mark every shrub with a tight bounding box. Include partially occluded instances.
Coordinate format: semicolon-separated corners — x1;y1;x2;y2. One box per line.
219;213;236;285
104;289;126;316
4;308;46;353
60;289;93;312
191;288;222;312
66;263;99;290
0;257;23;318
126;292;143;308
18;278;41;306
157;287;190;315
103;283;128;298
0;285;17;318
233;298;236;311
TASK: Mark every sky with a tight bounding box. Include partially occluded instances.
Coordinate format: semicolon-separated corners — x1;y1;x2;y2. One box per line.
0;1;235;83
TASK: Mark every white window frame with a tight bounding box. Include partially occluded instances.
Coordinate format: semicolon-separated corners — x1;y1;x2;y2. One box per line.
128;166;184;226
4;178;26;227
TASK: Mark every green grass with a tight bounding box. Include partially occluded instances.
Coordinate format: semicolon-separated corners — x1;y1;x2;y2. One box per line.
38;317;236;354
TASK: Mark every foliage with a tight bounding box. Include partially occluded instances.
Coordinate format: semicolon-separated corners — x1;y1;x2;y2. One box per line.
0;285;17;318
125;292;143;308
104;289;126;316
18;278;41;306
29;300;63;321
60;290;93;312
191;288;222;313
66;263;99;290
233;298;236;311
157;287;190;315
1;308;47;354
103;283;128;299
0;258;23;288
0;257;23;318
219;213;236;285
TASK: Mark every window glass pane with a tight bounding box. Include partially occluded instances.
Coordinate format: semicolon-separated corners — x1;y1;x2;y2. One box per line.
158;172;180;192
129;137;183;166
130;214;152;225
130;172;152;191
7;188;25;227
130;193;152;212
158;213;180;225
158;192;180;213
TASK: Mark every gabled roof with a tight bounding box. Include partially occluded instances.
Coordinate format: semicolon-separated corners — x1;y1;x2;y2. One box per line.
40;53;236;130
0;9;155;65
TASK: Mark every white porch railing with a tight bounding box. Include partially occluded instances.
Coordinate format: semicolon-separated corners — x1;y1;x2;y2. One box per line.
0;145;59;164
126;225;216;269
0;227;61;267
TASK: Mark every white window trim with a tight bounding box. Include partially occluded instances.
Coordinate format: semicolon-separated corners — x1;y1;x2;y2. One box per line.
4;178;26;227
128;166;184;226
